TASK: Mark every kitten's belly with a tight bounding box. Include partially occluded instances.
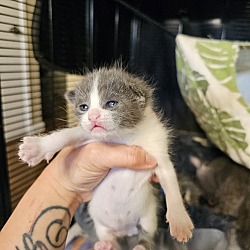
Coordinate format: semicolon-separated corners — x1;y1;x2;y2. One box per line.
89;168;155;234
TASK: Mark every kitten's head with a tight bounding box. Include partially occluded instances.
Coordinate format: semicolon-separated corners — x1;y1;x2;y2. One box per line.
66;67;153;139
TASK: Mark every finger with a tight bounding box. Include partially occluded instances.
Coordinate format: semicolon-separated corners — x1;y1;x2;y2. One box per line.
104;144;158;170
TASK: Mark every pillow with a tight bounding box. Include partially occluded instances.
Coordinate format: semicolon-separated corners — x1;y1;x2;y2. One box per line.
176;34;250;169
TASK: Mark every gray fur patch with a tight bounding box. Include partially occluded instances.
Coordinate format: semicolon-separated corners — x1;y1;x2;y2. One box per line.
96;67;153;129
67;74;94;119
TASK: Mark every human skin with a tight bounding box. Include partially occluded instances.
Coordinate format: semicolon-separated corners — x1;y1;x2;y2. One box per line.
0;142;157;250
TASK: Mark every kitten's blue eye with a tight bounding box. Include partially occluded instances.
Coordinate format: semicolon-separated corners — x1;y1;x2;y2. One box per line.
106;100;118;108
79;104;89;111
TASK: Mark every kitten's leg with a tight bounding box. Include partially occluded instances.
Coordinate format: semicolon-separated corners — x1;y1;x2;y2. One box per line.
94;223;121;250
18;127;86;166
155;155;194;243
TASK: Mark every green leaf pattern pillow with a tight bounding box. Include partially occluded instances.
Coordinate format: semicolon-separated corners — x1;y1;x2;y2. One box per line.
176;34;250;169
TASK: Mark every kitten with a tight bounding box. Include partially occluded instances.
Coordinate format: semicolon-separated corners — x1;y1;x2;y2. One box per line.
191;155;250;250
18;66;194;250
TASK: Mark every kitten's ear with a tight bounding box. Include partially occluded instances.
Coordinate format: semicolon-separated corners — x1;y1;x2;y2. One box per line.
65;90;76;105
129;83;151;106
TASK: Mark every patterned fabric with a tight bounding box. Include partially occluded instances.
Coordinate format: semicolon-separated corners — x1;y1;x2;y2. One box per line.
176;34;250;169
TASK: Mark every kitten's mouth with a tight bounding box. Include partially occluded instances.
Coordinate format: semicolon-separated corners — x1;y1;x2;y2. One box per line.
91;124;107;133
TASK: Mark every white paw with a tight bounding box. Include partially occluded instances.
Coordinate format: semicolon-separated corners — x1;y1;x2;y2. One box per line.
18;136;55;166
132;245;146;250
94;240;114;250
166;208;194;243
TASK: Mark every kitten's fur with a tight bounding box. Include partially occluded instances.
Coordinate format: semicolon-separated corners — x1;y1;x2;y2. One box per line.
18;66;193;250
191;156;250;250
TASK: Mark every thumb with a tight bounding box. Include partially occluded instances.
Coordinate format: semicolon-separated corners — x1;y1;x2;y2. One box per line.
103;144;157;170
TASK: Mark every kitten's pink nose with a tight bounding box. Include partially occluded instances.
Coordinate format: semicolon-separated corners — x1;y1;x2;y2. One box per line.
88;109;101;122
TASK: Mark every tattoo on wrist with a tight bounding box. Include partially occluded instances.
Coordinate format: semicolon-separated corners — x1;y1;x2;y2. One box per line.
15;206;71;250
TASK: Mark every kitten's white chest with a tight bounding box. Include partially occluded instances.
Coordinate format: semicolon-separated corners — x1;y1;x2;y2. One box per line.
89;167;154;235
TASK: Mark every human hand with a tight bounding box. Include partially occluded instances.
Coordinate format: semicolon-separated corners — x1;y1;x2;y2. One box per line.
47;143;157;202
0;143;156;250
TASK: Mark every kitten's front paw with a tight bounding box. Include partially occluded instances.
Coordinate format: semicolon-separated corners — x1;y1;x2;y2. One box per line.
18;136;54;166
94;240;115;250
166;208;194;243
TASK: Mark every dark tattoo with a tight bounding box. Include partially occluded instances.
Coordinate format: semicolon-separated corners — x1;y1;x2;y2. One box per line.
15;206;71;250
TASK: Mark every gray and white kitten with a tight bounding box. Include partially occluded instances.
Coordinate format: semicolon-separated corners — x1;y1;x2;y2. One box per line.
18;67;194;250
